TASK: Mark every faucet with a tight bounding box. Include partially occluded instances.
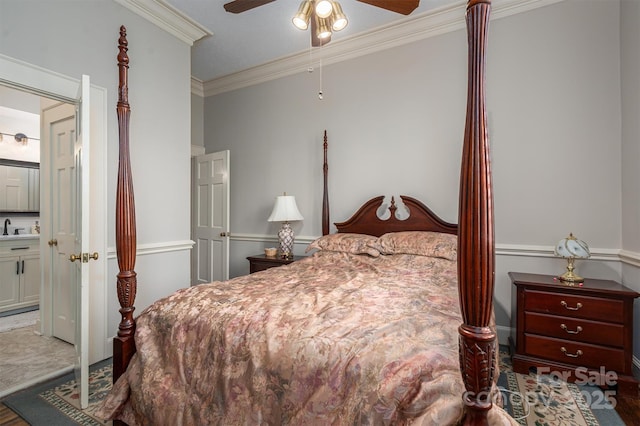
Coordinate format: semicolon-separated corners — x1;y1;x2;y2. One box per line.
3;218;10;236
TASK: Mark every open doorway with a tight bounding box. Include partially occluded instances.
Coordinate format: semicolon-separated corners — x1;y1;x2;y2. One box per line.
0;53;107;410
0;85;77;398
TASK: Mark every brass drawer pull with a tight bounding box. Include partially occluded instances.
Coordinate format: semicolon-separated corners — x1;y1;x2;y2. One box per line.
561;347;583;358
560;300;582;311
560;324;582;334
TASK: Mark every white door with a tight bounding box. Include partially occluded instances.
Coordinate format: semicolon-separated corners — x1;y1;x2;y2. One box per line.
73;75;91;409
41;75;91;408
191;151;230;285
45;102;77;345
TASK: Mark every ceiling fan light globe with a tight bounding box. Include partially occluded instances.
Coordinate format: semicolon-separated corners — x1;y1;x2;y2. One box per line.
316;16;332;39
315;0;333;18
332;16;347;31
292;0;312;30
331;2;347;31
292;16;309;30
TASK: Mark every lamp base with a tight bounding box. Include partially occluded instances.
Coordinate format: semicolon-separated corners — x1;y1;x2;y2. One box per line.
278;222;295;259
558;270;584;284
558;257;584;285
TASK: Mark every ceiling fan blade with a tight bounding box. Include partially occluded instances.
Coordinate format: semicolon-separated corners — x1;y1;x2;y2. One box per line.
223;0;277;14
356;0;419;15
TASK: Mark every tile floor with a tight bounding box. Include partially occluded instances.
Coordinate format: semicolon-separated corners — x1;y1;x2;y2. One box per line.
0;323;75;398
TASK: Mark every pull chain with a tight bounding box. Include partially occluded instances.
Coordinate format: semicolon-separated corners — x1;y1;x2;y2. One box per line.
318;58;323;100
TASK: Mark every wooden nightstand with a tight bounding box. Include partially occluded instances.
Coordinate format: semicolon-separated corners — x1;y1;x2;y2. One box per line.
509;272;639;394
247;254;305;274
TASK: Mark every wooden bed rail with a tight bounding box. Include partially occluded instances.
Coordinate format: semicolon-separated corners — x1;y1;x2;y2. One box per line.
458;1;495;424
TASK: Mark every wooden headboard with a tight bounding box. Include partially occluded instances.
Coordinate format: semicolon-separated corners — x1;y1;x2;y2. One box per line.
333;195;457;237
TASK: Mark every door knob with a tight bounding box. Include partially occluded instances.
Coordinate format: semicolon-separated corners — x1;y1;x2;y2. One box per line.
220;232;230;237
69;252;99;263
48;239;58;247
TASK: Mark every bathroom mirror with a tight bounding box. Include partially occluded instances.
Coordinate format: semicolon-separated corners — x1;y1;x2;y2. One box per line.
0;159;39;215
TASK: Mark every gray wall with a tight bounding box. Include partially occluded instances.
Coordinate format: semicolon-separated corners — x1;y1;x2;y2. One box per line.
0;0;193;358
620;0;640;357
203;0;640;360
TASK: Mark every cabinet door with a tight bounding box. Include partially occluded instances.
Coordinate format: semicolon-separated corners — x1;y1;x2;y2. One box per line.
21;253;40;304
0;256;21;308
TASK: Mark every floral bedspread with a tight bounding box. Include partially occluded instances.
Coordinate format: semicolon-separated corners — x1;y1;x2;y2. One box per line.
97;251;515;425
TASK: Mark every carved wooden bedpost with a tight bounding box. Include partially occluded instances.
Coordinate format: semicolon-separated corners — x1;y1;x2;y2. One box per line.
322;130;330;236
113;25;138;385
458;1;494;425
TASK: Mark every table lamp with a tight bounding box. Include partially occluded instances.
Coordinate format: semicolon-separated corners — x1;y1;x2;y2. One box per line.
268;193;303;259
554;233;590;284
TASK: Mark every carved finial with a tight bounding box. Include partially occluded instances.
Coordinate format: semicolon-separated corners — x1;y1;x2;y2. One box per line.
117;25;130;105
118;26;129;67
388;196;398;219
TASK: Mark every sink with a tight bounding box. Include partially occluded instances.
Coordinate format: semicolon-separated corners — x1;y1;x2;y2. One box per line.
0;234;40;241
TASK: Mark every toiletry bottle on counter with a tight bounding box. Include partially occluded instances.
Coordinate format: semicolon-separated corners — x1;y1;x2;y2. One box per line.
31;221;40;234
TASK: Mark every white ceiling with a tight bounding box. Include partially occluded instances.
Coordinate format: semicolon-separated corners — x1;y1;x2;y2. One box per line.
163;0;461;82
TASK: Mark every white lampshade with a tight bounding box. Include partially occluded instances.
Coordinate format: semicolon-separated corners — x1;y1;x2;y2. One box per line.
268;195;304;223
554;233;590;284
554;233;590;259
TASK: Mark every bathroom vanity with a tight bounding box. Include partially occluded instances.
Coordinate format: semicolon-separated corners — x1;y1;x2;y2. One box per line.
0;235;40;313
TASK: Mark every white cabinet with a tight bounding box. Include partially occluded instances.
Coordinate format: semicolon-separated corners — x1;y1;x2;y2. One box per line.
0;237;40;313
0;256;20;307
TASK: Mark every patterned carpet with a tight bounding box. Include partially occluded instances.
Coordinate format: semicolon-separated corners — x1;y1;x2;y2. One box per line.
2;348;625;425
497;349;624;426
39;364;112;425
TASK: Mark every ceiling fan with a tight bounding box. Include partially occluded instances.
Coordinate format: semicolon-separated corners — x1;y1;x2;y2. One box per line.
223;0;420;47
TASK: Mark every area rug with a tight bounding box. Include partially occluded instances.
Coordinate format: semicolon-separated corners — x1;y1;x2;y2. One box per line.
0;309;39;332
1;358;112;426
2;352;626;425
497;349;625;426
39;363;112;425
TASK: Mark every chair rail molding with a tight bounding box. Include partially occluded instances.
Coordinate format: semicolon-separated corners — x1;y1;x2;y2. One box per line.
107;239;194;258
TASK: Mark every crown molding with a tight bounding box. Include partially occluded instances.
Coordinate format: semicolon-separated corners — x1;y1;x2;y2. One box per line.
203;0;564;96
114;0;212;45
191;76;205;97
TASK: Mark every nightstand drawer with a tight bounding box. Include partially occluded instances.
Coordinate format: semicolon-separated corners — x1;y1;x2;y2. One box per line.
524;334;625;372
523;290;624;323
524;312;624;347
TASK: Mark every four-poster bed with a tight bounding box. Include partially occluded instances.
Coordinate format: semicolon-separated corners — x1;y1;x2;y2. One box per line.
103;0;503;424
